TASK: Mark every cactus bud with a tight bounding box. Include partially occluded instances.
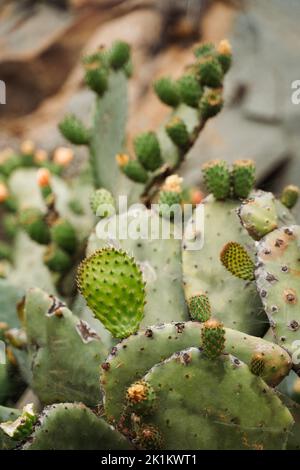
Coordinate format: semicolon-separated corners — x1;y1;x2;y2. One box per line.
196;55;224;88
158;190;182;219
84;59;108;95
34;149;48;164
0;404;37;441
153;77;181;107
90;188;116;218
199;88;223;119
126;380;156;415
59;114;91;145
162;174;183;193
109;40;130;69
134;132;162;171
44;244;72;273
202;160;230;200
201;318;226;359
20;140;35;156
53;147;74;166
19;207;50;245
37;168;51;188
176;74;203;108
0;182;9;203
119;159;149;184
250;353;265;377
188;294;211;322
280;185;300;209
134;424;163;450
217;39;232;73
50;218;77;254
232;159;256;199
166;117;190;149
220;241;255;281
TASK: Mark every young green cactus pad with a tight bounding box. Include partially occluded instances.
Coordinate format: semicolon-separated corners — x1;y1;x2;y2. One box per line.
134;132;162;171
77;247;146;338
90;188;116;217
250;353;265;377
22;403;132;450
220;241;255;281
126;380;157;415
0;403;36;441
280;185;300;209
137;348;294;450
202;160;231;200
58;114;91;145
50;218;77;254
87;207;188;326
153;77;181;107
201;319;226;359
182;198;266;335
188;294;211;322
238;190;278;240
101;322;291;424
19;207;50;245
255;225;300;367
232;160;256;199
24;288;108;406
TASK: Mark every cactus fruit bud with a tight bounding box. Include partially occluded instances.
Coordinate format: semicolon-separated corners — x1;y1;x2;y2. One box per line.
134;132;162;171
50;218;77;254
158;190;182;219
119;159;149;184
90;188;116;218
217;39;232;73
77;247;146;338
44;244;72;273
153;77;181;107
194;42;215;58
126;380;156;415
53;147;74;166
238;191;278;240
280;185;300;209
34;149;48;164
20;140;35;156
0;182;9;203
220;241;255;281
0;403;37;440
188;294;211;322
196;55;224;88
162;174;183;193
19;207;51;245
37;168;51;188
232;159;256;199
59;114;91;145
166;117;190;150
84;59;108;95
202;160;230;200
199;88;223;119
201;318;226;359
250;353;265;377
109;40;130;69
176;75;203;108
134;424;163;450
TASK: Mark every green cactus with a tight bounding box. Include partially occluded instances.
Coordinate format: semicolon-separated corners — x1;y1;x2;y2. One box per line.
126;380;157;415
90;188;116;217
201;318;226;359
232;160;256;199
0;403;37;440
188;294;211;322
202;160;231;200
58;114;91;145
0;406;21;450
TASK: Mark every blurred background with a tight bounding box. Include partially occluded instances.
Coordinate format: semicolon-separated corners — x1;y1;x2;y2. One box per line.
1;0;300;215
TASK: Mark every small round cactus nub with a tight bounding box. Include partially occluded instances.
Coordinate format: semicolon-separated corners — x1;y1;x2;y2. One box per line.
166;117;190;150
193;42;215;58
196;55;224;88
220;241;255;281
50;219;77;254
44;244;72;273
108;40;131;69
117;160;148;183
53;147;74;167
199;88;223;119
59;114;91;145
176;74;203;108
0;403;37;441
217;39;232;73
153;77;181;107
202;160;230;200
90;188;116;218
19;207;51;245
280;185;300;209
126;380;156;415
77;247;146;339
134;132;162;171
134;424;163;450
201;318;226;359
250;353;265;377
232;159;256;199
84;60;109;96
188;294;211;322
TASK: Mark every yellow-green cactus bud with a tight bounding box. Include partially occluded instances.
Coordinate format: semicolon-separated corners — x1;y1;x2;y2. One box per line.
220;241;255;281
188;294;211;322
201;318;226;359
90;188;116;218
134;131;162;171
280;185;300;209
166;117;190;149
109;40;130;69
44;244;72;273
153;77;181;107
202;159;230;200
176;74;203;108
50;218;77;254
232;159;256;199
59;114;90;145
199;88;223;119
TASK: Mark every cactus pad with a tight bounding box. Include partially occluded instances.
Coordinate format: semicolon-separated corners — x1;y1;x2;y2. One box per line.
220;241;255;281
188;294;211;322
202;160;230;200
238;191;278;240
